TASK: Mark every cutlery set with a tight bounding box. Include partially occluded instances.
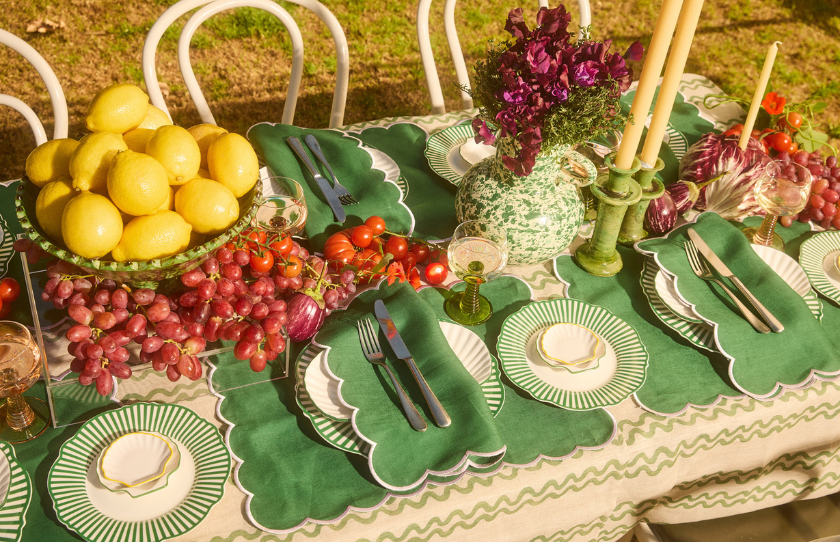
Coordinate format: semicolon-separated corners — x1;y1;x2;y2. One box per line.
356;300;451;432
685;227;783;334
287;135;358;224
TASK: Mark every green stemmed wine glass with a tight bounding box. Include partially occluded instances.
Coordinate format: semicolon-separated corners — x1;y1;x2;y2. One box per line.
444;220;508;326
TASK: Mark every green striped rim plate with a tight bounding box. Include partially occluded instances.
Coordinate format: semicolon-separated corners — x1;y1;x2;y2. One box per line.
296;320;505;456
497;298;649;410
0;441;31;542
48;402;231;542
424;123;480;186
800;230;840;308
640;256;717;352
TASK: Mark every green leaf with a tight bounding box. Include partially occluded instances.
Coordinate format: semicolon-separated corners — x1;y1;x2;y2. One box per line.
754;108;772;131
794;128;829;153
811;102;828;114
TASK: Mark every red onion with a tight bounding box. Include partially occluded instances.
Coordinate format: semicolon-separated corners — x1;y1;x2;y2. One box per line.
665;181;700;213
285;292;326;342
645;192;678;234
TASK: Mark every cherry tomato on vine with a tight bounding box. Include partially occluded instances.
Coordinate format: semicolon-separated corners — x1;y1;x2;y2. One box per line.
750;129;761;139
384;236;409;260
771;132;792;152
429;248;448;268
280;255;303;278
786;141;799;155
398;253;417;275
723;123;744;137
409;243;430;263
369;236;386;254
364;216;386;236
777;112;803;132
351;225;374;248
269;235;293;258
245;230;267;251
0;278;20;304
250;252;275;273
424;263;448;285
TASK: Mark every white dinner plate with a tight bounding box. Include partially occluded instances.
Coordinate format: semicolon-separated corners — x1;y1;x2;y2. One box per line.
800;230;840;308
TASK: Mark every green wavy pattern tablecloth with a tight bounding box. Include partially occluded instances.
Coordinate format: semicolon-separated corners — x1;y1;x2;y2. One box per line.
11;75;840;542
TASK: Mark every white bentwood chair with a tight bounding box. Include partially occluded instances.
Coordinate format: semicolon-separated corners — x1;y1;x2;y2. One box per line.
0;29;69;146
416;0;592;114
142;0;348;128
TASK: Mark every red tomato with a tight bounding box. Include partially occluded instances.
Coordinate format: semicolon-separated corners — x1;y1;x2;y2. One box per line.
786;141;799;155
424;263;448;285
324;231;355;261
369;237;386;254
269;235;293;258
245;230;267;251
384;236;408;260
250;252;275;273
0;300;8;319
351;225;374;248
723;123;744;137
409;243;430;264
398;253;417;275
364;216;386;236
280;255;303;278
429;248;448;268
0;278;20;304
750;129;761;138
772;132;792;152
778;112;803;132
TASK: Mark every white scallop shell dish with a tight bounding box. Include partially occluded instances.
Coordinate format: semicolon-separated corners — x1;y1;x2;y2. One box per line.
539;323;600;366
97;432;182;498
100;431;174;487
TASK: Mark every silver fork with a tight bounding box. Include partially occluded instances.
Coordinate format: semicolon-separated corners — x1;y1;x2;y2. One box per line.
357;319;427;431
305;134;359;205
684;241;771;334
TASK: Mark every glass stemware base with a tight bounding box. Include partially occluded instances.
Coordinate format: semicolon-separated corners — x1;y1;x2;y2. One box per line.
743;214;785;251
444;289;493;326
0;396;49;443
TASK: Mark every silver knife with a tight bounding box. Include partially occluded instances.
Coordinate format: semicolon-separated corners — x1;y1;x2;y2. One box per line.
374;299;451;428
287;136;345;223
687;228;784;333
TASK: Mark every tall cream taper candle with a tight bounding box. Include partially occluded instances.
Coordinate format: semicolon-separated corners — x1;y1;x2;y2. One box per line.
738;41;782;151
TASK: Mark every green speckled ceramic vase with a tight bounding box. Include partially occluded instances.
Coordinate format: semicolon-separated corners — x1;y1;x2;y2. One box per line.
454;137;596;264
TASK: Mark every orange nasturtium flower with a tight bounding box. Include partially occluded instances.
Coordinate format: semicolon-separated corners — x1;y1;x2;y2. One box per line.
761;92;786;115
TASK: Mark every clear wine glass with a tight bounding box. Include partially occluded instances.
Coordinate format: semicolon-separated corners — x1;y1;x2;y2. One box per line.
0;321;49;443
444;220;508;326
254;176;308;236
743;160;813;251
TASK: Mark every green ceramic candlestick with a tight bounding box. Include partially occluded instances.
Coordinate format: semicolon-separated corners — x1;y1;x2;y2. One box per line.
574;154;642;276
617;157;665;245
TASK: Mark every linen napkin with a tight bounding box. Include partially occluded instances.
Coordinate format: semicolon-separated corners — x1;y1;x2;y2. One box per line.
636;212;840;397
247;123;412;247
312;281;505;491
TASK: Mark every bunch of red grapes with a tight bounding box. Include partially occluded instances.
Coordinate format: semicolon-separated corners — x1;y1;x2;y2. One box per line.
32;232;360;396
778;150;840;229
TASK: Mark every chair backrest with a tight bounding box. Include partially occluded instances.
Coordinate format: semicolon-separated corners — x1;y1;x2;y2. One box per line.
0;29;69;145
142;0;348;128
417;0;592;114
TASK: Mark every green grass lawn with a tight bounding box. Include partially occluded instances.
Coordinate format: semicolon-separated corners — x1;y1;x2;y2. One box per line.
0;0;837;179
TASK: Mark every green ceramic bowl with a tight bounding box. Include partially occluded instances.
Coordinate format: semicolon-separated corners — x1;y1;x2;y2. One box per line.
15;176;261;286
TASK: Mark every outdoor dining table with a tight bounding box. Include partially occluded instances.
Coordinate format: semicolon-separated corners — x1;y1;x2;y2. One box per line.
5;74;840;542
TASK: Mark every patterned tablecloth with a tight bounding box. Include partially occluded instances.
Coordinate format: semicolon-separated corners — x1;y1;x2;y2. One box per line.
11;74;840;542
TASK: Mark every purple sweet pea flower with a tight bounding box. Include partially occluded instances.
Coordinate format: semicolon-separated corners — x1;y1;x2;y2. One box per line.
525;39;552;74
495;108;520;138
496;76;533;105
578;41;609;63
534;5;571;37
504;8;531;40
573;61;601;87
471;118;496;146
623;41;644;61
605;53;632;92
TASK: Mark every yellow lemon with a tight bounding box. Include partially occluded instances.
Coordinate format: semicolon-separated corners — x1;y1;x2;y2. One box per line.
69;132;128;193
107;150;170;216
35;176;76;243
61;192;123;259
135;105;172;130
145;125;201;185
197;168;212;180
207;133;259;198
85;83;150;134
25;139;80;188
174;178;239;236
111;210;192;262
122;128;155;153
187;124;228;170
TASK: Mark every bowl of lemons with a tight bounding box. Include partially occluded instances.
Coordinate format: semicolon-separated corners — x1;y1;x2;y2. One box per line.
15;83;262;287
